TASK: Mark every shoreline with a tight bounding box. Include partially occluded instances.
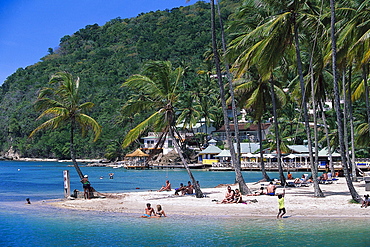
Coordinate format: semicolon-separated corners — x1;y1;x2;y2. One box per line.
46;178;370;218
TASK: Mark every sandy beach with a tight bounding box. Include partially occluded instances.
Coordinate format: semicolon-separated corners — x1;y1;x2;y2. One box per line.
46;177;370;218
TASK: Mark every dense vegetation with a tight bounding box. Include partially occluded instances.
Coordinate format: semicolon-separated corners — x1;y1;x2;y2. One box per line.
0;0;369;167
0;1;234;159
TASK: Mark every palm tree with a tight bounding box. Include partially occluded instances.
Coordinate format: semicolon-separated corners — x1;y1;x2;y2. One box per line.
121;61;204;198
29;72;102;179
228;0;324;196
329;0;362;202
212;0;250;194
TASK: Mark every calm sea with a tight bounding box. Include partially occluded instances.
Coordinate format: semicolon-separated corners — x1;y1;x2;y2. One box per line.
1;161;369;247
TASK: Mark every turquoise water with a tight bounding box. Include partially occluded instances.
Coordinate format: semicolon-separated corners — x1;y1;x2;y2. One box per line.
1;161;370;246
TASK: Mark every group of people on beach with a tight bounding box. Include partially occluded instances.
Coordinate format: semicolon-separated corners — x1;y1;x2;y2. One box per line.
157;180;197;196
141;203;166;218
174;181;195;195
220;182;286;218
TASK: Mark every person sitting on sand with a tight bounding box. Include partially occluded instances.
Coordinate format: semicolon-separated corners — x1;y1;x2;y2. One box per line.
182;181;194;195
361;194;370;208
266;182;276;196
141;203;155;218
234;189;242;203
155;205;167;217
175;183;186;195
158;180;171;192
221;186;235;203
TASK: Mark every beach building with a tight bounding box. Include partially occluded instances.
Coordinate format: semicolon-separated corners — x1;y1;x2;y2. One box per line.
212;122;271;143
198;139;222;165
142;132;175;155
124;148;150;169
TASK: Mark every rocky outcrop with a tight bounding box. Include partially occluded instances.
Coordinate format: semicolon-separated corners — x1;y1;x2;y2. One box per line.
3;146;20;160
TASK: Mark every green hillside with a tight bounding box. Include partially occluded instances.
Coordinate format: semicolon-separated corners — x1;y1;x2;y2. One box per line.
0;1;238;159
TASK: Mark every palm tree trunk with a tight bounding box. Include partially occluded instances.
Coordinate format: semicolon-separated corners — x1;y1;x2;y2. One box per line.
330;0;361;202
319;102;335;175
342;68;352;179
215;0;250;194
257;120;269;180
348;66;357;181
269;78;285;185
169;127;203;198
363;65;370;129
70;119;84;179
293;19;323;197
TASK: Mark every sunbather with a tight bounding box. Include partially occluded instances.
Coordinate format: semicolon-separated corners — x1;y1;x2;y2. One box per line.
361;194;370;208
155;204;166;217
141;203;155;218
221;186;235;203
174;183;186;195
266;182;276;196
182;181;194;195
233;189;242;203
247;187;265;196
158;180;171;192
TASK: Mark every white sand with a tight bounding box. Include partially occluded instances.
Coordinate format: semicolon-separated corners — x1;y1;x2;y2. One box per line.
46;178;370;218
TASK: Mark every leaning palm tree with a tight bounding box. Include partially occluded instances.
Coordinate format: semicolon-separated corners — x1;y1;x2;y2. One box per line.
29;72;102;179
121;61;203;198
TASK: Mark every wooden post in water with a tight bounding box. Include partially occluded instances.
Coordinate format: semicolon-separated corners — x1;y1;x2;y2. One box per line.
63;170;70;198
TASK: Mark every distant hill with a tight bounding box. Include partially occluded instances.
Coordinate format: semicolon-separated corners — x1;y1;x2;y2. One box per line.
0;0;240;159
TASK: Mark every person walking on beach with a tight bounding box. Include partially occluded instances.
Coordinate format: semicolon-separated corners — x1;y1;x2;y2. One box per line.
277;189;286;218
141;203;155;218
81;175;91;199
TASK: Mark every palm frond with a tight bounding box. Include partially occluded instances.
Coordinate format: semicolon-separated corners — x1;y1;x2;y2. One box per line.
122;111;162;148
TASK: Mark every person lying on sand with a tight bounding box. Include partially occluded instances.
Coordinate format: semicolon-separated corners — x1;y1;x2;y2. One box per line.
141;203;155;218
247;187;265;196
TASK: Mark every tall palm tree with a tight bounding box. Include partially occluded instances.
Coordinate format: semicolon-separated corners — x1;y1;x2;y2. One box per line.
228;0;324;196
213;0;250;194
329;0;362;202
30;72;102;179
121;61;204;198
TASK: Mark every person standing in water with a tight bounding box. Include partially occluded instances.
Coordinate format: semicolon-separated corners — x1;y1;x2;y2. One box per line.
277;189;286;218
